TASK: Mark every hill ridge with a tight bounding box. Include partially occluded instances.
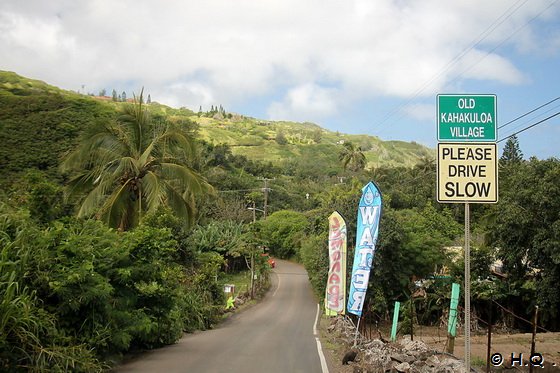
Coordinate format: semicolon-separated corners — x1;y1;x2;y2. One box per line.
0;70;433;180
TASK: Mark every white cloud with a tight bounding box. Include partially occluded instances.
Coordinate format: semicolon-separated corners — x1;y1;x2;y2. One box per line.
153;81;215;109
403;103;435;122
267;83;339;122
0;0;557;116
457;49;527;85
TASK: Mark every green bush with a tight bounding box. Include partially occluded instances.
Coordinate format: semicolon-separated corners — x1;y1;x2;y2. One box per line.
0;204;231;369
300;234;329;299
0;209;104;371
256;210;308;259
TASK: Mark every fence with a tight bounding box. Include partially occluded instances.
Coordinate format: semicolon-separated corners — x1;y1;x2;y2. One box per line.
346;298;559;372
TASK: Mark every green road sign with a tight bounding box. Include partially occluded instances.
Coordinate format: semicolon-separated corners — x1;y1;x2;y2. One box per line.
437;94;496;142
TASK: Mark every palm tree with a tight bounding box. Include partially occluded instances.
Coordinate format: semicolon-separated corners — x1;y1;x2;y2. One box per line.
61;91;212;230
338;141;367;172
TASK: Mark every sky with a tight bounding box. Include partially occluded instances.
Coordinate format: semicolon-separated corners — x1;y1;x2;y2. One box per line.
1;0;559;159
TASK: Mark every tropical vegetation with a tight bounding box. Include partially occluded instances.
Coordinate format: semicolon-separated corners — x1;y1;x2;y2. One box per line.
1;71;559;371
61;90;211;231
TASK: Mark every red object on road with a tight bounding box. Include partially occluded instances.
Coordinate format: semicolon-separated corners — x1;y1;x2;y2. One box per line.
261;253;275;268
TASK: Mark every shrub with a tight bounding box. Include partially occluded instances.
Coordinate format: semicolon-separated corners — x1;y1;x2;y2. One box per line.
256;210;308;259
0;209;104;371
300;234;329;299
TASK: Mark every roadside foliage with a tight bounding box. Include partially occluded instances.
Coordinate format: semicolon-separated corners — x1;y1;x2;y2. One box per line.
1;72;559;370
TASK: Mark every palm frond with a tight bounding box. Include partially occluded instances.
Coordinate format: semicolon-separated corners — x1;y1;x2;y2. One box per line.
65;172;97;200
141;171;163;212
99;180;133;230
114;157;140;178
161;162;212;195
118;90;149;156
61;124;128;174
77;176;118;218
138;139;156;168
62;92;212;230
158;128;197;159
162;180;194;227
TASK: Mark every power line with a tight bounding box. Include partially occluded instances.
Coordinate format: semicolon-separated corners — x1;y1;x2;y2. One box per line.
218;188;261;193
497;110;560;143
499;102;560;139
373;1;559;136
373;0;531;132
498;96;560;129
443;0;559;92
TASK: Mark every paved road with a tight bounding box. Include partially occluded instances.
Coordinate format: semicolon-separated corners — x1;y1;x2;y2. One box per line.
116;260;327;373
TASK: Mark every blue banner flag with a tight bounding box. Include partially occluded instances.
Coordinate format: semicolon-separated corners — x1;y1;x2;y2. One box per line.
347;181;382;316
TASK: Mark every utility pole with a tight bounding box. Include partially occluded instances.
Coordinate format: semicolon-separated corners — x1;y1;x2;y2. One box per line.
260;178;273;220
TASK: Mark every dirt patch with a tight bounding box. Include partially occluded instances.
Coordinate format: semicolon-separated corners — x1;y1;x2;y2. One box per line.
415;326;560;372
319;317;469;372
319;318;560;372
319;316;360;373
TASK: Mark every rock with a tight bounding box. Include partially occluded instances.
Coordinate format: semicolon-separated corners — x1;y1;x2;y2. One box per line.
327;316;472;373
395;362;411;372
399;338;429;353
234;297;245;306
441;358;467;373
410;360;426;372
365;339;386;350
343;349;358;365
390;353;415;363
385;360;398;371
425;355;440;367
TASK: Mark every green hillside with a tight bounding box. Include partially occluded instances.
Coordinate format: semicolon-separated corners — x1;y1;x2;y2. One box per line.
0;70;432;188
191;114;433;169
0;71;113;187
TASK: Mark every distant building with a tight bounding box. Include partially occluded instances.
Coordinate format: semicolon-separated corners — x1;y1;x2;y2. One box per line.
93;96;112;101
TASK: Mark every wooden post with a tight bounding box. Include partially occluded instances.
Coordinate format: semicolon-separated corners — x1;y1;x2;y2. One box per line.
391;301;400;342
529;306;539;373
447;283;460;354
410;297;414;341
353;316;362;347
486;299;492;373
262;179;270;220
250;251;255;299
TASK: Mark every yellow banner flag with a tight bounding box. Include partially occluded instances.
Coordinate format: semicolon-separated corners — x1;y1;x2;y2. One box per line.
325;211;347;316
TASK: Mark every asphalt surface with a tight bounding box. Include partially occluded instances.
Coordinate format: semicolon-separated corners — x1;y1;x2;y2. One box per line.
116;260;326;373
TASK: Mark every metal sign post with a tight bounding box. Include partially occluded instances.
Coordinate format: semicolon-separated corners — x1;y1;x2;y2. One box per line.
436;94;498;372
464;202;471;372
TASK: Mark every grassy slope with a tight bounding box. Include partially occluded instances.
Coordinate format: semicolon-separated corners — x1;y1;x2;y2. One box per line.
192;115;434;169
0;71;114;187
0;70;433;189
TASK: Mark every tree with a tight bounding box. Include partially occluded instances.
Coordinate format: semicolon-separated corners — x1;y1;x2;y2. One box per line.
488;158;560;329
312;129;322;144
256;210;308;259
275;131;288;145
112;89;118;101
147;94;151;104
339;141;367;172
500;135;523;164
61;91;212;230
